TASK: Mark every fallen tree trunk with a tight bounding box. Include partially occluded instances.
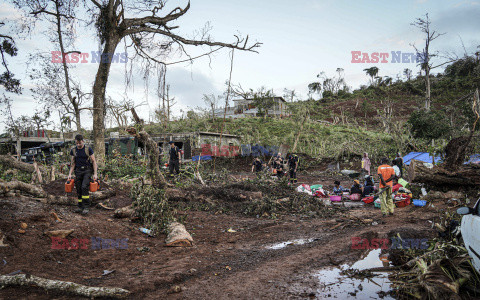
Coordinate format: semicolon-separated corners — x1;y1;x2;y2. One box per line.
0;155;66;180
408;159;480;186
165;222;193;247
0;273;130;298
0;180;47;198
0;180;116;206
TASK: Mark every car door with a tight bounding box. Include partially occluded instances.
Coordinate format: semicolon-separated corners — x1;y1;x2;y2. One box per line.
462;199;480;272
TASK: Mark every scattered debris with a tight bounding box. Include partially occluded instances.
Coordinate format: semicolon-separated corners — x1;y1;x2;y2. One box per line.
137;247;150;252
46;229;74;238
227;228;237;233
139;228;153;236
20;222;28;229
167;285;182;294
102;270;115;276
50;212;62;222
98;202;115;210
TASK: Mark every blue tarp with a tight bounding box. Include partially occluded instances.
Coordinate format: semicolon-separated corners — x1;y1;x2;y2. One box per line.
403;152;442;166
192;155;212;162
403;152;480;165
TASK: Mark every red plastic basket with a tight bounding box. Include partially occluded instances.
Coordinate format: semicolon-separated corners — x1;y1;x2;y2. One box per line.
362;196;374;204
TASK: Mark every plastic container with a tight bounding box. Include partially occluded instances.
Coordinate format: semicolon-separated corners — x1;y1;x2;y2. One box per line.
362;196;375;204
374;200;381;208
65;179;74;193
89;180;99;192
330;195;342;202
413;199;427;207
395;198;411;208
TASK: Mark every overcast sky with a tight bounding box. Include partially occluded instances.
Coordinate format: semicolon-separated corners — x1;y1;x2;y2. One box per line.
1;0;479;131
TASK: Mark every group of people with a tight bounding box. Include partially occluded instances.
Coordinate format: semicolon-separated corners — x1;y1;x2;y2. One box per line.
251;153;299;184
333;175;376;198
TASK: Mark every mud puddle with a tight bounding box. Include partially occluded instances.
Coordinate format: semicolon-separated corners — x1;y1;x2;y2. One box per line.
315;249;394;299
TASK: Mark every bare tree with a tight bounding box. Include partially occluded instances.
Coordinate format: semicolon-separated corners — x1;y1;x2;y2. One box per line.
106;96;139;129
411;13;445;111
13;0;90;133
29;55;91;133
308;68;348;99
154;84;175;128
403;68;412;81
202;93;219;121
14;0;261;165
283;88;297;102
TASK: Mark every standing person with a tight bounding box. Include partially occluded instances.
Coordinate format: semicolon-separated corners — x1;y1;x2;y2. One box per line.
392;160;401;179
394;153;404;178
168;141;182;177
68;135;98;215
377;158;395;217
251;157;264;174
362;152;371;175
287;153;299;184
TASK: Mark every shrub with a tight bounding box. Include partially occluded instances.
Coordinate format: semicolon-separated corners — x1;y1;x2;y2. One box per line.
408;109;451;139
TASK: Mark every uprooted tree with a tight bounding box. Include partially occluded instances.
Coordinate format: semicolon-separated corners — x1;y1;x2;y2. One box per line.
409;89;480;186
12;0;261;166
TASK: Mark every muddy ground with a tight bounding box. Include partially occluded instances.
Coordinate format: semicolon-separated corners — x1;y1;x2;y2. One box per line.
0;166;461;299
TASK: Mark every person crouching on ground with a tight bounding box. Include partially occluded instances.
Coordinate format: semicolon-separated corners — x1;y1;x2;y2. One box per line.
251;157;265;177
68;134;98;215
362;176;375;197
272;153;285;178
333;181;345;195
350;179;363;196
377;157;395;217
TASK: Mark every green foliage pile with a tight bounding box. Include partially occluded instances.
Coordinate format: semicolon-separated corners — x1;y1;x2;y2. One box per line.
130;182;175;234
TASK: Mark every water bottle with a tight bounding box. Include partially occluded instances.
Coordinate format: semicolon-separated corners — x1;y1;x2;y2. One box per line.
139;228;152;235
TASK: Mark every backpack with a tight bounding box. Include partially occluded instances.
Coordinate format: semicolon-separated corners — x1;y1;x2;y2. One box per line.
72;145;93;165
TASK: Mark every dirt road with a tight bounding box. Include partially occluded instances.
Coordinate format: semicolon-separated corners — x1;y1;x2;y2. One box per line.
0;189;442;299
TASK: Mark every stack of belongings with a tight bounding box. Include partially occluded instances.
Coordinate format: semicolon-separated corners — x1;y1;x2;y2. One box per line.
393;180;413;208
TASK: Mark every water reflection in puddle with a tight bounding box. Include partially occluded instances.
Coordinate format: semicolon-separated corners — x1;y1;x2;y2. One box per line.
315;249;394;299
266;238;316;250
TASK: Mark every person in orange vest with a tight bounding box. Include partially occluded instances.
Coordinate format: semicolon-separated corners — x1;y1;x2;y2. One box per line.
377;157;395;217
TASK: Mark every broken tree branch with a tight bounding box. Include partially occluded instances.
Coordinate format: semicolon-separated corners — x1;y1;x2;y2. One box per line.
0;273;130;298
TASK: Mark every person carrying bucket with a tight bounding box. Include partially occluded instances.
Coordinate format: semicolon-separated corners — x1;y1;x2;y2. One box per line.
68;134;98;215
